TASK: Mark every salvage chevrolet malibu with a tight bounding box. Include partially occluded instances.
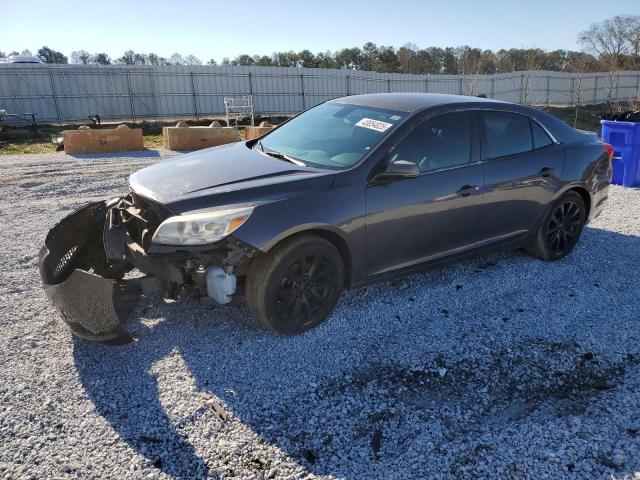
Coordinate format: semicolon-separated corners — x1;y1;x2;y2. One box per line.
39;93;612;342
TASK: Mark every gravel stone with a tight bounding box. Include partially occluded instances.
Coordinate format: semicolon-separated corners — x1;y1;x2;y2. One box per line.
1;151;640;479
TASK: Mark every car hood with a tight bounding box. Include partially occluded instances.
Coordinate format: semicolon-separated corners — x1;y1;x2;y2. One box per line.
129;142;333;212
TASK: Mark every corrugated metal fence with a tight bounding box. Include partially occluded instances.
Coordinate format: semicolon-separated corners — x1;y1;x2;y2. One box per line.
1;64;639;124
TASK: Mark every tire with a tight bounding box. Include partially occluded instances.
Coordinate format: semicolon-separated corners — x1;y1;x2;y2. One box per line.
526;191;587;261
245;234;345;334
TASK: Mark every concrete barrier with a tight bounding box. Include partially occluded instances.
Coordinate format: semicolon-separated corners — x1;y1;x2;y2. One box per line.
244;121;275;140
162;121;239;151
63;125;144;154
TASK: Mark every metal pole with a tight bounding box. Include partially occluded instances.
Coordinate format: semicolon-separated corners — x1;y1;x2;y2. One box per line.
545;74;550;106
150;67;158;119
10;71;21;116
247;71;254;124
48;69;61;125
425;77;429;93
346;74;350;96
300;73;305;110
593;75;598;104
459;77;463;95
491;76;495;99
190;71;198;119
125;70;135;122
62;71;72;121
387;78;391;93
108;70;119;120
615;72;620;101
250;95;254;126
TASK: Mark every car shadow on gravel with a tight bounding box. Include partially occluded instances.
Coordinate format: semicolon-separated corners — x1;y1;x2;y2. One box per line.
73;227;640;479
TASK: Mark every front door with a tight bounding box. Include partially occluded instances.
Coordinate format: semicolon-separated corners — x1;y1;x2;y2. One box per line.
365;111;484;278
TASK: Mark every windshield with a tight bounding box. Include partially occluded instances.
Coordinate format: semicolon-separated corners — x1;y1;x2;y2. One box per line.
256;102;406;170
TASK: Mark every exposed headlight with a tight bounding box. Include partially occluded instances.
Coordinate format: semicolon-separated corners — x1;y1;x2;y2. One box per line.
151;207;254;246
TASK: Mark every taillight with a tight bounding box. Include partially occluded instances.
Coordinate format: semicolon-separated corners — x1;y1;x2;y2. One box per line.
602;143;614;160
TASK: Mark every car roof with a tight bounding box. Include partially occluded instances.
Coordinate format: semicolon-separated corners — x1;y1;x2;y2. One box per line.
330;92;502;113
328;92;584;143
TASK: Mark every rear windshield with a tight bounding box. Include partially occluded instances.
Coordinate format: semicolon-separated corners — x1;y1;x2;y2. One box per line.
256;102;406;170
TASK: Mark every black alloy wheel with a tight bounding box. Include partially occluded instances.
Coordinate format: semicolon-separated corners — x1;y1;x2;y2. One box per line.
545;199;583;255
527;191;586;261
245;234;345;334
274;252;339;330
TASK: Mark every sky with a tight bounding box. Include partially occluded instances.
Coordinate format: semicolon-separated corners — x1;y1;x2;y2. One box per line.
2;0;639;62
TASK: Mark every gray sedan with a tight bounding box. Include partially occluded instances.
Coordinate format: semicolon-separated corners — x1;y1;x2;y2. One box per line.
39;93;612;340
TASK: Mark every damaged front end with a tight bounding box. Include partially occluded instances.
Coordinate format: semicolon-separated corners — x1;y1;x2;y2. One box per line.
39;194;258;343
39;200;139;343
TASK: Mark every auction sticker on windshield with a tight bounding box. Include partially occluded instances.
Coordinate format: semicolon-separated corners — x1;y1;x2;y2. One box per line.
355;118;393;132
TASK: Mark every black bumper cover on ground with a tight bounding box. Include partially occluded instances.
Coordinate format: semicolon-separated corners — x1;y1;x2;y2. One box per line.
39;257;140;343
39;201;140;343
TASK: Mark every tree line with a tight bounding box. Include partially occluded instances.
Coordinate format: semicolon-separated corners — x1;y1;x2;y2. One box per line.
2;15;638;75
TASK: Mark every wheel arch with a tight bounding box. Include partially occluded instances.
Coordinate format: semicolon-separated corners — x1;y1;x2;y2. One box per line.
533;184;592;235
558;184;592;219
261;225;353;288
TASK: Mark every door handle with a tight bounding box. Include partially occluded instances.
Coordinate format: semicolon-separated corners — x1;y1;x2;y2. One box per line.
456;185;479;197
539;167;554;178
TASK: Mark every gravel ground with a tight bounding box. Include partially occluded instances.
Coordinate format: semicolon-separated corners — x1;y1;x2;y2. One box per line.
1;151;639;480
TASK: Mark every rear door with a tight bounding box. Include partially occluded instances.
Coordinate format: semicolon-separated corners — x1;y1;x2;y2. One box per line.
479;110;564;242
365;111;484;278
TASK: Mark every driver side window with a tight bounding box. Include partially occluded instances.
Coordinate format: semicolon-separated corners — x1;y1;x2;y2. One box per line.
391;112;472;173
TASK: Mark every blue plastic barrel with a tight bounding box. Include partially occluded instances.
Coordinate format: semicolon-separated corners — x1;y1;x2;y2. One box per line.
600;120;640;188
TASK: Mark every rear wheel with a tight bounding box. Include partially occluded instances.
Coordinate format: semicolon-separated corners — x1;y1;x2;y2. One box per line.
245;234;345;334
527;191;586;261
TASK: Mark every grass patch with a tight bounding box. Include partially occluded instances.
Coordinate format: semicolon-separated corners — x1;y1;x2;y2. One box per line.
542;104;605;133
142;134;163;149
0;116;264;155
1;140;58;155
0;120;170;155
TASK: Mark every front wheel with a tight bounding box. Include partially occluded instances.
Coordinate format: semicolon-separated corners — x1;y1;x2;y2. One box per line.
245;234;345;334
527;191;587;261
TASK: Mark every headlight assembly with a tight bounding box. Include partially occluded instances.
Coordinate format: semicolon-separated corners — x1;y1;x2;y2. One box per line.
151;207;254;246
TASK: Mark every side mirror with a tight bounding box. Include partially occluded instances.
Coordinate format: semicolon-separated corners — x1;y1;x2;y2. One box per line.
375;159;420;181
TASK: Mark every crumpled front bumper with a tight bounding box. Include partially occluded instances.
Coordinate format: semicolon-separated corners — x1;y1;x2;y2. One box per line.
38;260;140;343
39;201;140;343
40;197;258;343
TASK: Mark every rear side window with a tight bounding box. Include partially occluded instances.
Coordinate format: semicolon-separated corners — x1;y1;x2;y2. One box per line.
391;112;472;172
481;112;532;160
531;120;554;149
